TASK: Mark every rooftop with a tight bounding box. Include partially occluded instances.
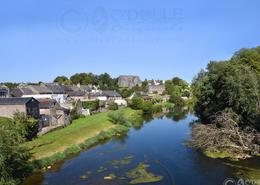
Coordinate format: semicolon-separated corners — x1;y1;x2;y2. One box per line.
0;97;38;105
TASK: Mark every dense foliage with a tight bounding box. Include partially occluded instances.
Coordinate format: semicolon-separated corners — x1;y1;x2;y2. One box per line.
0;120;31;185
191;46;260;159
53;73;118;90
13;112;38;140
192;59;260;130
129;97;170;115
54;76;70;85
109;102;119;111
108;111;130;127
164;77;189;106
82;100;100;112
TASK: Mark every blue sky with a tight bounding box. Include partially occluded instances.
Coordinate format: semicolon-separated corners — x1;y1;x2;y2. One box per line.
1;0;260;83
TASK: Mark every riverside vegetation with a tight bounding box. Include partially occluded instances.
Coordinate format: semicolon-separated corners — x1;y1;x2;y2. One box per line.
190;46;260;160
0;108;142;185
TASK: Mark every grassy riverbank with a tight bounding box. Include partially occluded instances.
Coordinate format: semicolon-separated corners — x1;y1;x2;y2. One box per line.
25;108;142;168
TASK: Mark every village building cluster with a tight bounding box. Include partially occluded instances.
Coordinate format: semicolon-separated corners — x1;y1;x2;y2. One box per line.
0;75;169;135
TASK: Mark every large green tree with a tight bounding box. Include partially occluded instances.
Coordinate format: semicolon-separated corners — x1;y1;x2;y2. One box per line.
192;47;260;130
53;76;70;85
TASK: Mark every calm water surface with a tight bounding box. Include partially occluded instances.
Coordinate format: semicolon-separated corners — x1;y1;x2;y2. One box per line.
22;113;260;185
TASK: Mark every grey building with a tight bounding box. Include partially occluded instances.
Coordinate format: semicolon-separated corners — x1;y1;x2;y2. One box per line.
118;75;142;88
103;90;122;100
148;85;165;95
0;97;40;118
38;99;70;128
0;85;9;98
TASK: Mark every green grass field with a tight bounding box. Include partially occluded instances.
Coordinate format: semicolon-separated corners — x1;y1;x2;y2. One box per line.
25;108;139;160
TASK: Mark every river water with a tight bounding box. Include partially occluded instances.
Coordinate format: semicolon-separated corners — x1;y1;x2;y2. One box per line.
22;113;260;185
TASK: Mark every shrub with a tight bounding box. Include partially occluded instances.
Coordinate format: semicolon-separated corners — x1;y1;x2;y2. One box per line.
13;112;38;141
109;103;119;111
108;111;131;127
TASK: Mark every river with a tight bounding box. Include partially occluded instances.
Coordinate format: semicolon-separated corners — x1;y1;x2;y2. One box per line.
22;112;260;185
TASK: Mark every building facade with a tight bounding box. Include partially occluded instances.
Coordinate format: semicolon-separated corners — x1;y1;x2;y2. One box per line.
0;97;40;118
118;75;142;88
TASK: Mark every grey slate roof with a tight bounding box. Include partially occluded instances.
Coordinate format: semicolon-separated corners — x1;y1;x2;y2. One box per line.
21;87;35;95
10;87;35;97
30;85;52;94
103;90;121;97
79;85;92;92
38;99;60;109
0;97;38;105
45;84;65;94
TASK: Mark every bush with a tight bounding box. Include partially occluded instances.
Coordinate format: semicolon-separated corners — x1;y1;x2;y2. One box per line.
13;112;38;141
130;97;144;110
109;103;119;111
82;100;100;111
170;94;186;107
108;111;130;127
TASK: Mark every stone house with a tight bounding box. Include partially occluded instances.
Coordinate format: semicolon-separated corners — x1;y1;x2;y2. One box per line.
0;97;39;119
102;90;122;100
118;75;142;88
38;99;70;128
148;85;165;95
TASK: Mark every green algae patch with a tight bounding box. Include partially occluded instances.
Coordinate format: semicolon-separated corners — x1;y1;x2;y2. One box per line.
121;155;134;165
204;150;238;160
126;163;163;184
108;173;116;179
223;162;260;182
110;155;134;168
111;160;120;168
97;166;107;173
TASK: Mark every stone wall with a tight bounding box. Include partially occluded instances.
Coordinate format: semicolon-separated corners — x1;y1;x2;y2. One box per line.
0;105;26;118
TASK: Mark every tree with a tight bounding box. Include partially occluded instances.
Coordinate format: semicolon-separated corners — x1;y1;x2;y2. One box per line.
13;112;38;141
0;123;31;185
170;93;185;107
231;47;260;76
82;100;100;112
70;73;94;85
98;73;118;90
53;76;70;85
130;97;144;110
193;54;260;130
172;77;188;89
142;101;153;114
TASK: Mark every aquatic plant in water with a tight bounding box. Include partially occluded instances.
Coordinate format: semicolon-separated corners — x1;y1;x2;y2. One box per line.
97;166;107;173
110;155;134;168
126;163;163;184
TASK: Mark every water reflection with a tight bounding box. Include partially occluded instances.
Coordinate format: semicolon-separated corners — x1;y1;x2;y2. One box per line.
166;107;189;121
22;110;260;185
